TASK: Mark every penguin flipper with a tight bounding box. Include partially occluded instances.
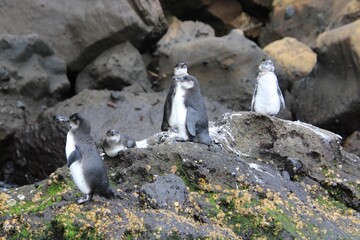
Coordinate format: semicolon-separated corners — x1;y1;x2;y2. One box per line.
126;139;136;148
277;84;286;109
67;148;82;167
251;83;258;111
161;84;175;131
186;107;198;137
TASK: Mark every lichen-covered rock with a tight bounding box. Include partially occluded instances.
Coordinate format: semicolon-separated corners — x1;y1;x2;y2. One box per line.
139;174;189;211
1;111;359;239
210;112;359;210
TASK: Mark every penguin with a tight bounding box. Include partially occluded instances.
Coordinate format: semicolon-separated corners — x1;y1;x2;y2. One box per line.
251;59;285;116
161;62;188;131
102;129;136;157
161;74;212;145
56;113;114;204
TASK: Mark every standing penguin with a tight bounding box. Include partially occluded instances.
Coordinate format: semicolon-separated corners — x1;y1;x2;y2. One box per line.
103;129;136;157
56;113;114;204
251;59;285;116
161;62;188;131
161;74;212;145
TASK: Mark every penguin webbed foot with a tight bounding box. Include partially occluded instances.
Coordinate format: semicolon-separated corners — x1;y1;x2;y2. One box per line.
77;194;93;204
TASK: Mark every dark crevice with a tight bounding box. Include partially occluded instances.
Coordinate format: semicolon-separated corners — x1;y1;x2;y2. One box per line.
66;69;79;98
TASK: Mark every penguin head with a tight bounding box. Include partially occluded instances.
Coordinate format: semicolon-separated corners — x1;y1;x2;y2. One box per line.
68;113;91;131
56;113;91;133
259;60;275;73
174;75;198;90
105;129;121;142
174;62;188;76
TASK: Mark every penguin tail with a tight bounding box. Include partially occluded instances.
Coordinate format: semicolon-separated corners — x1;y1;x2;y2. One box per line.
101;187;115;199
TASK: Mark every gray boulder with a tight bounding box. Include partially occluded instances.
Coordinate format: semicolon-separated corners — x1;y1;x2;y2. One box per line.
0;33;69;142
0;0;168;71
76;41;151;93
292;20;360;137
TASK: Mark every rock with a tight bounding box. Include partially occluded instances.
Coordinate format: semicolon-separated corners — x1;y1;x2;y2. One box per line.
292;20;360;137
230;12;262;39
0;0;167;71
343;131;360;157
158;19;266;110
160;0;243;34
0;33;69;142
210;112;359;210
259;0;353;48
139;174;189;212
76;41;151;93
1;112;359;239
263;37;317;82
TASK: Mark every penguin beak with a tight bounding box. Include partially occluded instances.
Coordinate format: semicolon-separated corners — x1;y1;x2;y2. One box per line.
55;115;70;122
172;76;181;81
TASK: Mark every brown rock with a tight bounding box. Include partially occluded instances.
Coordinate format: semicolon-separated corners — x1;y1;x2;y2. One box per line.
263;37;317;81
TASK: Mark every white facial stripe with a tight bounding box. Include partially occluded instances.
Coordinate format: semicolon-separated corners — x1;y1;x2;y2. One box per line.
180;80;194;89
174;68;188;76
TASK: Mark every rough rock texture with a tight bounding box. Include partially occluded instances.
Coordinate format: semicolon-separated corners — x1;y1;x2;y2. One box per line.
292;20;360;137
0;34;69;183
0;88;230;186
139;174;189;211
210;112;359;210
259;0;354;48
0;112;359;239
160;0;243;34
343;131;360;157
0;0;168;71
76;41;151;93
263;37;317;82
158;19;266;110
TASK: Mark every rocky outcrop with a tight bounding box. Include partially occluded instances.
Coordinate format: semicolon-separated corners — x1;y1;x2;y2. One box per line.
0;0;168;71
158;18;266;110
0;112;359;239
292;20;360;137
76;41;151;93
0;88;230;186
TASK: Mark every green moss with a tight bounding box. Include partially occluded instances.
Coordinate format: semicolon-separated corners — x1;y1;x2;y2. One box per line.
7;181;66;216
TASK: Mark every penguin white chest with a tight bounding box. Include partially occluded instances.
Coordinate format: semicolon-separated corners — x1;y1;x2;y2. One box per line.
70;161;91;195
65;132;76;159
254;73;281;115
104;144;126;157
169;86;188;140
65;131;91;194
